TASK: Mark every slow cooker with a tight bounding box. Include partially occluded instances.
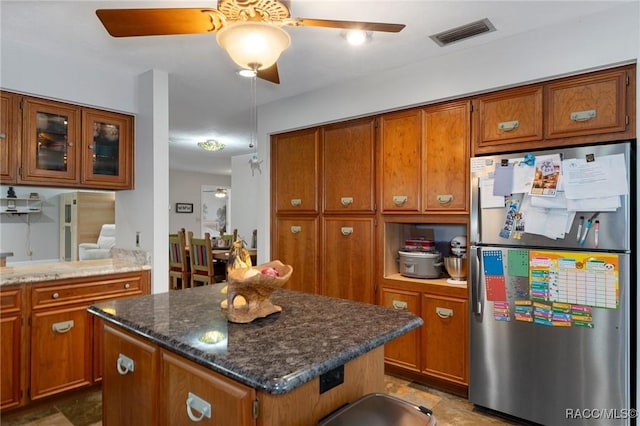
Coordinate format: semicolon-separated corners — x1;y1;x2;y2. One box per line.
398;250;443;279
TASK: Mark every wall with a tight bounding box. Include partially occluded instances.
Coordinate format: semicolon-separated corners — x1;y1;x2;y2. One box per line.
169;169;230;236
230;153;260;256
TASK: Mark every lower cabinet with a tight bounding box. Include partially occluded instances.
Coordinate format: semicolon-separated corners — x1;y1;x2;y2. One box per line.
0;287;22;410
30;305;92;400
380;282;468;396
421;294;468;386
102;324;158;425
161;350;256;426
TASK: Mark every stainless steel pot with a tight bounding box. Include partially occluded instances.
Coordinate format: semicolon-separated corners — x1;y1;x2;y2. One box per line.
398;250;442;279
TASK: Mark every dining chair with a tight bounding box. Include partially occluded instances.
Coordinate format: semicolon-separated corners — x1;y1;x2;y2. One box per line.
169;229;190;290
189;232;219;286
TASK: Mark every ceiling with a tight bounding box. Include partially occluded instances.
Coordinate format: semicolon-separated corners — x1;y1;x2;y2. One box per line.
1;1;626;175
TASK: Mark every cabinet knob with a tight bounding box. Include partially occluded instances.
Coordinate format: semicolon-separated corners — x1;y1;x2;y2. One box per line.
436;194;453;205
340;227;353;236
498;120;519;132
436;307;454;318
52;292;60;299
392;196;408;206
124;283;131;289
186;392;212;422
392;300;408;311
116;353;135;375
340;197;353;206
68;142;74;147
52;320;74;333
570;109;596;122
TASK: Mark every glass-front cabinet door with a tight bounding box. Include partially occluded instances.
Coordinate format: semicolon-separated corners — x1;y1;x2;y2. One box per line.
82;109;133;189
21;98;81;184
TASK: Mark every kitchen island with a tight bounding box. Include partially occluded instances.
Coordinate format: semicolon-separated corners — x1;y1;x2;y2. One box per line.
88;283;423;426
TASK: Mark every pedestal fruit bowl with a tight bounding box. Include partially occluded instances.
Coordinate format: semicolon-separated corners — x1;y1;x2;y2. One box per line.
220;260;293;323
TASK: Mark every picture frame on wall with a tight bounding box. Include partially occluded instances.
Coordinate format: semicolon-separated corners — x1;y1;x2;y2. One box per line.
175;203;193;214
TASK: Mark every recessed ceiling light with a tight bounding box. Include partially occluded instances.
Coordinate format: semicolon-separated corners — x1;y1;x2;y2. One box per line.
238;68;257;78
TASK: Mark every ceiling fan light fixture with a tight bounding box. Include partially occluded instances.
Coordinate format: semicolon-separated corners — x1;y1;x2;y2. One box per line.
344;29;371;46
198;139;225;152
216;22;291;70
238;68;258;78
214;188;228;198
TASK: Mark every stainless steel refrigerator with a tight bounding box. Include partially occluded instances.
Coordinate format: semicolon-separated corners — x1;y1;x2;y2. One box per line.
469;141;634;426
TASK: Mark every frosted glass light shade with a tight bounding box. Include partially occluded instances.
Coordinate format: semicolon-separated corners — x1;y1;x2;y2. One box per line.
216;22;291;70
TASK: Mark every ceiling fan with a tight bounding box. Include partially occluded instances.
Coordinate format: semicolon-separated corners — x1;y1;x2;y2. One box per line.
96;0;405;84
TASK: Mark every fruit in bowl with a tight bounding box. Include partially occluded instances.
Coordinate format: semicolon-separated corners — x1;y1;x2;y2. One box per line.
260;267;280;277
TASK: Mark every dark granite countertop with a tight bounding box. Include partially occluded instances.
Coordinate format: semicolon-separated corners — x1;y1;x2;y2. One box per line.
88;284;422;395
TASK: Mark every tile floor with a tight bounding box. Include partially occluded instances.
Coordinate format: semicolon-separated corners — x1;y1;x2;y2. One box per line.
0;375;528;425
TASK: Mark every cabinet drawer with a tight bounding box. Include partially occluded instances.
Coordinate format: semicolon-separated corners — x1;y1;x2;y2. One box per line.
32;274;144;309
1;288;21;312
545;68;628;139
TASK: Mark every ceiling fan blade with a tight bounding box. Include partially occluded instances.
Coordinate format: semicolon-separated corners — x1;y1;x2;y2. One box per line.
96;8;221;37
257;63;280;84
294;18;405;33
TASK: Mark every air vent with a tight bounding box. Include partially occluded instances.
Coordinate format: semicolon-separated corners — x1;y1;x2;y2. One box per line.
430;18;496;47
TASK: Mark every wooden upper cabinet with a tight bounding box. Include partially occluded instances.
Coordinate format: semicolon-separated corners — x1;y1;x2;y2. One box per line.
473;85;543;153
545;66;629;139
20;97;82;185
0;91;18;184
423;100;470;213
322;118;376;214
379;109;422;213
271;128;320;214
82;108;133;189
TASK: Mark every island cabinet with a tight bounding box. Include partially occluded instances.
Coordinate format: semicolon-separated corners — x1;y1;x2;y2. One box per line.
0;287;23;410
379;101;470;214
0;91;18;184
0;90;135;190
380;281;469;397
472;64;636;155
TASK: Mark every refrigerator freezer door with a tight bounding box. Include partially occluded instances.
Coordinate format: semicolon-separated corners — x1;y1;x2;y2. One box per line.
469;247;631;426
470;142;631;251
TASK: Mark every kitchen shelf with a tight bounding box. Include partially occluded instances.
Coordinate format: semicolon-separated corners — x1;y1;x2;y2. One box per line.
0;197;42;214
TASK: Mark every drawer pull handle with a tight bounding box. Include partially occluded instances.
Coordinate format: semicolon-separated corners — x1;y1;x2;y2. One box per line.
392;300;408;311
570;109;596;122
436;194;453;204
436;307;454;319
290;226;301;234
52;292;60;299
0;132;6;139
392;196;408;206
340;197;353;206
340;227;353;236
124;283;131;289
52;320;74;333
290;198;302;207
116;353;135;375
186;392;212;422
498;120;519;132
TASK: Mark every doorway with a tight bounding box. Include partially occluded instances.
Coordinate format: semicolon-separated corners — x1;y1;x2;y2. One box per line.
201;185;231;238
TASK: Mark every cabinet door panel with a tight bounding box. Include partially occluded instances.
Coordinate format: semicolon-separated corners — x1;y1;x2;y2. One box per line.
474;86;543;150
103;325;158;425
424;101;470;213
273;217;319;294
323;118;375;214
82;109;134;189
322;217;375;304
0;91;18;184
20;98;81;184
380;110;422;213
422;294;468;385
546;68;627;138
380;287;420;371
161;350;255;426
30;305;91;399
1;313;21;409
271;128;319;214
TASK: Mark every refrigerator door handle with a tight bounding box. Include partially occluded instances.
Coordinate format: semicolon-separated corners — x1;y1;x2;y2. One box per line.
471;247;482;315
